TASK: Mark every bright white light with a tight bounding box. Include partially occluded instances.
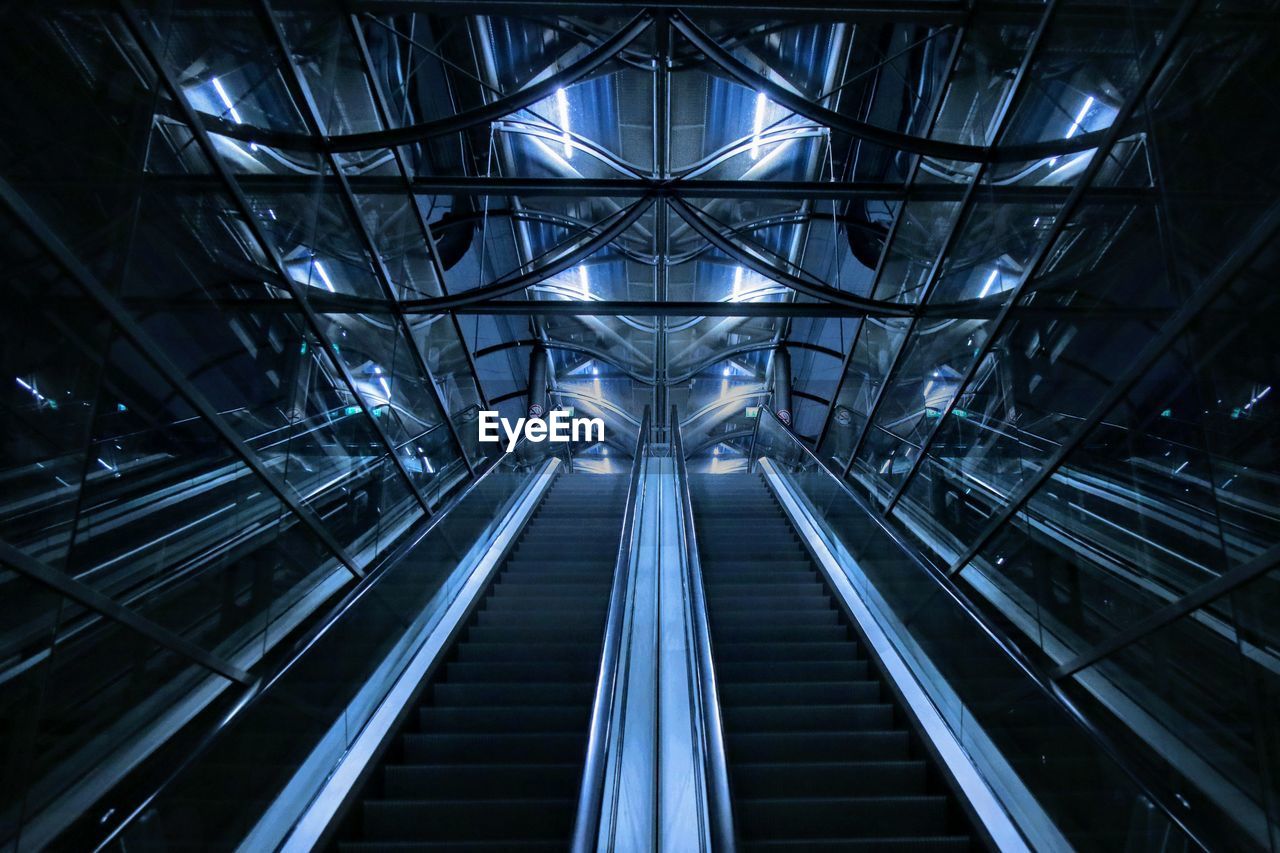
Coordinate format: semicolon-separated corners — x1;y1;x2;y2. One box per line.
578;265;590;298
211;77;243;125
979;269;999;298
592;366;600;376
97;457;114;472
923;380;935;397
1245;385;1272;411
751;92;768;160
555;88;572;159
732;266;744;301
377;371;392;399
16;377;45;403
722;366;731;377
313;259;335;292
422;454;435;474
1067;96;1095;139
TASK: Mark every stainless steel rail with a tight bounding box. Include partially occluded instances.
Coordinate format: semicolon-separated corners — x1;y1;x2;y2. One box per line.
571;406;651;852
750;403;1210;851
672;407;737;852
92;437;555;851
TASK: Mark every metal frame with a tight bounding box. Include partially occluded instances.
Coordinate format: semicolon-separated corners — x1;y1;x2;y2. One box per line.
255;0;475;477
671;407;737;852
749;404;1212;849
879;0;1200;515
0;172;362;578
345;11;491;412
0;538;252;685
944;193;1280;575
119;1;436;517
839;0;1060;478
572;406;651;852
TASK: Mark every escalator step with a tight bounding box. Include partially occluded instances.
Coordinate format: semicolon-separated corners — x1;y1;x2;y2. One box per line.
418;706;588;733
725;704;895;731
401;732;586;763
736;796;951;839
360;798;574;841
733;760;928;798
727;731;910;762
383;763;582;798
693;472;972;849
339;473;625;849
716;660;870;682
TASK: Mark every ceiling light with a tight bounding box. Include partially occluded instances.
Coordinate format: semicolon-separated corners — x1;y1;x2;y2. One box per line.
1066;96;1095;139
751;92;767;159
979;268;999;298
732;265;743;301
578;265;589;298
313;259;336;293
211;77;243;125
556;87;572;159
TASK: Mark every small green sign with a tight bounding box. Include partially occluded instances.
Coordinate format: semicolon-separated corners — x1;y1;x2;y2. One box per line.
745;406;759;419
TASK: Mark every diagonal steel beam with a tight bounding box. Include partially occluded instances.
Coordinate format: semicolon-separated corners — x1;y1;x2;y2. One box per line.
945;195;1280;577
169;10;654;153
814;18;969;451
120;0;433;515
881;0;1201;514
256;0;474;477
839;0;1060;480
1049;541;1280;681
346;11;491;412
0;539;253;685
0;173;363;580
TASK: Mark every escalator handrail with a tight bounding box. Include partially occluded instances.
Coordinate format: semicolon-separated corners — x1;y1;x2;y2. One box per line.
672;408;737;852
571;406;650;853
751;404;1210;852
90;435;552;851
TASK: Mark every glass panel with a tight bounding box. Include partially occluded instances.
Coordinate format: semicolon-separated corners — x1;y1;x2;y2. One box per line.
110;451;557;850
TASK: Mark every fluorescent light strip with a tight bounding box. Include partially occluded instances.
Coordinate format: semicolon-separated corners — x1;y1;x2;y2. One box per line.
751;92;767;160
979;269;999;298
555;88;572;159
1066;96;1095;139
578;265;590;298
313;259;335;293
211;77;243;125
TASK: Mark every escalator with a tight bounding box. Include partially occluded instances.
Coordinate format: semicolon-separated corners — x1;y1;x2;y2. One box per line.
336;472;626;851
691;472;976;851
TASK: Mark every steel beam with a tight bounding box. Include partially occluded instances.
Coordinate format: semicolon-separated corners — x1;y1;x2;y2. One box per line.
120;1;435;517
881;0;1200;514
258;0;474;478
0;172;364;580
0;539;253;685
145;173;1157;203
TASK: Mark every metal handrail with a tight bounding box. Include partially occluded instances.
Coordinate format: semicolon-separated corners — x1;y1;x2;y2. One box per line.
91;435;553;851
672;407;737;852
570;406;650;852
750;404;1210;852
